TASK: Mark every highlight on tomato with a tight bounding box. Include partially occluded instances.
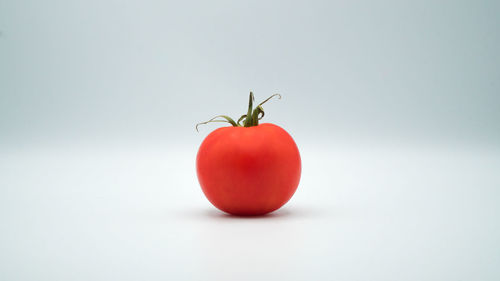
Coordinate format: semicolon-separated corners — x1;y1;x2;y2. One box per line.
196;92;301;216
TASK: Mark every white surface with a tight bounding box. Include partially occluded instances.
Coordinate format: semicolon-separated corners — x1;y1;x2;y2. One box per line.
1;140;499;281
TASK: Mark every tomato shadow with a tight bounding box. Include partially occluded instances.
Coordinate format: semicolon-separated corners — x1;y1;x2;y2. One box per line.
200;206;324;220
173;206;324;221
204;209;291;219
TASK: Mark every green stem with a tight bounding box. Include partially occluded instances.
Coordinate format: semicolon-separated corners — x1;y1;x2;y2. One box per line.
195;92;281;131
196;115;238;132
243;92;255;127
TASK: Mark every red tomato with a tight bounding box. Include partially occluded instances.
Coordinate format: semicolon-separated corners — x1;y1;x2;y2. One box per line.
196;123;301;216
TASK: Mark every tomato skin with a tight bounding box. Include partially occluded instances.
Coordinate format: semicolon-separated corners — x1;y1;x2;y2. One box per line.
196;123;301;216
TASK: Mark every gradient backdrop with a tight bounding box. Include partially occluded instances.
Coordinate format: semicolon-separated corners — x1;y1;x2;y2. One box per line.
1;1;499;280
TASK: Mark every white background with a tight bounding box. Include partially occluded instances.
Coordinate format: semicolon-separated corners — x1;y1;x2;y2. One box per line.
1;139;499;280
1;0;499;280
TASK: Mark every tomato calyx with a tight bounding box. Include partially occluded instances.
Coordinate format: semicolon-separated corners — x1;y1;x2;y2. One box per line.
196;92;281;132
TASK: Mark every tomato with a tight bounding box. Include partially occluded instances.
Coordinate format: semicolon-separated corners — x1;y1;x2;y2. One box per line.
196;92;301;216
